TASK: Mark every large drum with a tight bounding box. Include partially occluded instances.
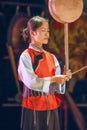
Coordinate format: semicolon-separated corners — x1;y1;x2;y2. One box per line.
48;0;83;69
48;0;83;23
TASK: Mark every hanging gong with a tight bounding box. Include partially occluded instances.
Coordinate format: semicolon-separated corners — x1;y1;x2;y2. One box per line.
48;0;83;23
7;12;29;56
48;0;83;69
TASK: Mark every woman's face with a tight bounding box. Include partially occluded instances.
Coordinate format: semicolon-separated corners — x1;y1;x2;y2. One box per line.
31;21;49;47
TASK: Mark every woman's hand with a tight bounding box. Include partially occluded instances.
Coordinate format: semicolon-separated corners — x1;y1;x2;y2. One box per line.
63;66;72;80
51;66;72;84
51;74;71;84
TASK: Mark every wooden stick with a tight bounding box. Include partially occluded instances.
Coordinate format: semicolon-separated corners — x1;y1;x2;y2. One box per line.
72;66;87;75
64;23;69;69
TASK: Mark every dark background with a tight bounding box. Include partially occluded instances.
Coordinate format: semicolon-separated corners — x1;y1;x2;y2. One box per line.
0;0;87;130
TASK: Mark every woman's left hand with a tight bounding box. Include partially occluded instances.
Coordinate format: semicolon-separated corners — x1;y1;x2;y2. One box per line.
63;66;72;81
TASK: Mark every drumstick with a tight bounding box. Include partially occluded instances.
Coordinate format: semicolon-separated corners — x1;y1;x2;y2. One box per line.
72;66;87;75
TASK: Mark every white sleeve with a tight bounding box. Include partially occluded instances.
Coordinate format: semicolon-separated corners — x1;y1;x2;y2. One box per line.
53;55;66;94
18;52;51;93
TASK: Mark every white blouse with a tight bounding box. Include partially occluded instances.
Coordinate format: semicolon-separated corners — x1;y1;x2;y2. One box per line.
18;45;65;94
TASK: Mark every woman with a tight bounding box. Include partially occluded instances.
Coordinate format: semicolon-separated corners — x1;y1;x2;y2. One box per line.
18;16;72;130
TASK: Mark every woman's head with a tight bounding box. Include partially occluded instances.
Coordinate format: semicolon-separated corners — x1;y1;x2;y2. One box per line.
27;16;48;31
27;16;50;47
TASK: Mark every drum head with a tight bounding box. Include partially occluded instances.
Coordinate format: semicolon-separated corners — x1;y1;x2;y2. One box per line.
48;0;83;23
7;12;29;56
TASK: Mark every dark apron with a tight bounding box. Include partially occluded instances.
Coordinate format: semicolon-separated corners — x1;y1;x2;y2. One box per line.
20;107;60;130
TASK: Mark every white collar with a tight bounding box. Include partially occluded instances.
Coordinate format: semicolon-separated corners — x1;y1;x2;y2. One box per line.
29;44;44;53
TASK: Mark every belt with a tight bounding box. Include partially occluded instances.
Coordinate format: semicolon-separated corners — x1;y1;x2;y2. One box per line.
29;89;47;96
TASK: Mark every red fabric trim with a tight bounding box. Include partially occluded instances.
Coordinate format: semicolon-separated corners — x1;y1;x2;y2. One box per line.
22;95;62;111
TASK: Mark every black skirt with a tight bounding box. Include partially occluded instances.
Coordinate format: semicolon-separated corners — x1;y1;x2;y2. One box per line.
20;107;60;130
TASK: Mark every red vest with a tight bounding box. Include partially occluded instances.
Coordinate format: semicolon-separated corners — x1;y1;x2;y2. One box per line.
19;48;64;111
